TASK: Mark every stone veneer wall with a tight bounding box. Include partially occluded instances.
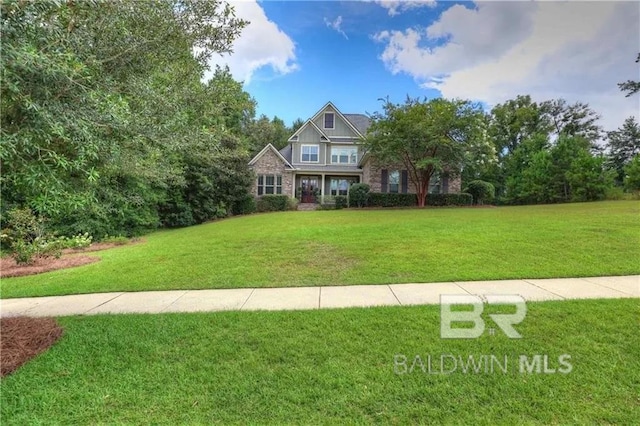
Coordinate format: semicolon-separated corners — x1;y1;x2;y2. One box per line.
250;149;294;197
361;158;461;194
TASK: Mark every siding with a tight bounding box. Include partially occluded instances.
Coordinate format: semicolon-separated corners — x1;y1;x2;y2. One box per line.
312;105;359;138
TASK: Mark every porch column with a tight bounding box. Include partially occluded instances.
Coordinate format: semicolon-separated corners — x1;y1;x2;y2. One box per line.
291;173;296;198
320;173;325;204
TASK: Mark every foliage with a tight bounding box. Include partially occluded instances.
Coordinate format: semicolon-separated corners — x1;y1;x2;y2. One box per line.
1;0;253;237
464;180;495;205
425;193;473;207
348;183;370;208
623;155;640;192
256;195;293;212
334;196;348;209
607;117;640;184
244;115;290;155
0;208;54;263
618;53;640;97
366;97;484;207
367;193;417;207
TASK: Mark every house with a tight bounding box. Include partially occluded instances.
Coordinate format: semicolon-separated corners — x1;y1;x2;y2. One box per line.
248;102;461;204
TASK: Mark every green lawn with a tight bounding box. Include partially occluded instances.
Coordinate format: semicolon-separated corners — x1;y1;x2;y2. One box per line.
2;299;639;424
2;201;639;298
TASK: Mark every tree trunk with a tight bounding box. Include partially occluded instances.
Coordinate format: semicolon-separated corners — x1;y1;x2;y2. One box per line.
418;176;430;207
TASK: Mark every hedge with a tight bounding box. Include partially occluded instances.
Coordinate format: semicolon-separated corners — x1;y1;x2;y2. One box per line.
256;195;295;212
364;192;473;207
367;193;417;207
425;193;473;206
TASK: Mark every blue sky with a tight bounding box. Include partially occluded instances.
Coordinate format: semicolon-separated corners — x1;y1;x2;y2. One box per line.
208;1;639;131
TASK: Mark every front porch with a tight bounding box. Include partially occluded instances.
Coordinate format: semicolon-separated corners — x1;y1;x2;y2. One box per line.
294;174;361;204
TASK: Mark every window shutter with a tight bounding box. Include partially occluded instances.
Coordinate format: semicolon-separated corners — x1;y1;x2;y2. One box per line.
401;170;408;194
381;169;388;193
442;176;449;194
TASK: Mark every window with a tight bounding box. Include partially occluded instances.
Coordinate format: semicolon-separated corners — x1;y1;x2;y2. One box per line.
257;174;282;195
331;147;357;165
330;178;353;196
301;145;319;162
388;170;400;193
429;174;441;194
324;113;334;129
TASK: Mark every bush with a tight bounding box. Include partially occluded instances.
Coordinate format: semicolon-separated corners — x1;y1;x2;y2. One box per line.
231;195;257;215
367;193;417;207
604;186;626;200
349;184;370;208
624;155;640;192
464;180;496;205
256;195;294;212
334;195;348;209
287;197;299;211
426;193;473;206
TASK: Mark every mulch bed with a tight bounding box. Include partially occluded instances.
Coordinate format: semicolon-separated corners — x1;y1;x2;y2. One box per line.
0;317;64;377
0;255;100;278
0;240;141;278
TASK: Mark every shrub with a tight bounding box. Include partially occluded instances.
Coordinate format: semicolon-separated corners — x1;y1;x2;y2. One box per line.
624;155;640;193
232;195;257;215
334;195;348;209
604;186;626;200
62;233;93;249
426;193;473;206
367;193;417;207
464;180;496;205
349;183;370;208
287;197;299;211
256;195;293;212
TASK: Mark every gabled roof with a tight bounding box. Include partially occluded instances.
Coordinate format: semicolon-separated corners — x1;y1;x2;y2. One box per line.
343;114;371;136
248;143;294;169
287;118;330;142
279;144;292;163
307;101;366;139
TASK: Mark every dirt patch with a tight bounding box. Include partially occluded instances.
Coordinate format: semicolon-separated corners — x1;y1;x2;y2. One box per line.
1;239;142;278
0;255;100;278
0;317;64;377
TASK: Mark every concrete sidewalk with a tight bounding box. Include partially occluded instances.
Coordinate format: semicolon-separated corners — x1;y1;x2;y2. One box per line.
1;276;638;318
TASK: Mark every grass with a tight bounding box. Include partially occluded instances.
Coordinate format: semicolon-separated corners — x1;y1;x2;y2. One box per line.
1;299;639;424
1;201;639;298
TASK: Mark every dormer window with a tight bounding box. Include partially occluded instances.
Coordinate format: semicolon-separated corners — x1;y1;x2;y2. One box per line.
324;113;335;129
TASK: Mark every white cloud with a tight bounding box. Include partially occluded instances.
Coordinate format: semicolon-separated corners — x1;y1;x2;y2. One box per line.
375;0;437;17
324;15;348;40
374;1;640;131
204;1;298;84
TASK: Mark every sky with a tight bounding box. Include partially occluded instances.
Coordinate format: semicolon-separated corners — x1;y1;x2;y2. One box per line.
207;0;640;132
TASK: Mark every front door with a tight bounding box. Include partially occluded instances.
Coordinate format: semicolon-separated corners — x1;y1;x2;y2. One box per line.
300;176;318;203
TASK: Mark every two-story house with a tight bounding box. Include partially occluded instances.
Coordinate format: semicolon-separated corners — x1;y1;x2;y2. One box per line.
248;102;461;204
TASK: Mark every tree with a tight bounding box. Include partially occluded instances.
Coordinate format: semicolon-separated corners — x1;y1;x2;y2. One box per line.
623;155;640;192
366;97;484;207
1;0;252;237
244;114;290;155
290;118;305;134
618;53;640;97
607;117;640;184
540;99;603;143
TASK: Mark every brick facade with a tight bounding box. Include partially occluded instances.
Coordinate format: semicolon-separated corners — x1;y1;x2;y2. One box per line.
361;157;461;194
250;149;294;197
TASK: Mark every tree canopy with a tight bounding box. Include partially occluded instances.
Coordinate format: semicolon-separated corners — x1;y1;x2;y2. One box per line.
366;97;484;207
